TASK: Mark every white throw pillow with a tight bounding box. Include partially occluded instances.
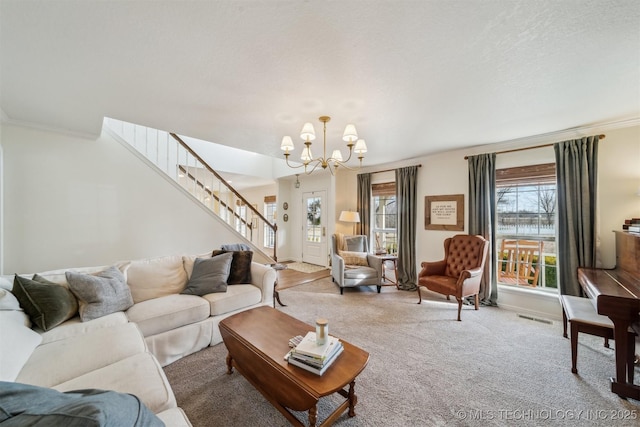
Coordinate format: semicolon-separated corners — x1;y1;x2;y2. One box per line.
0;311;43;381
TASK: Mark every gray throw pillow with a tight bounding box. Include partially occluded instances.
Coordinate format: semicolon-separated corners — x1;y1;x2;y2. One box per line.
345;236;367;252
66;266;133;322
12;274;79;331
181;252;233;296
0;381;164;426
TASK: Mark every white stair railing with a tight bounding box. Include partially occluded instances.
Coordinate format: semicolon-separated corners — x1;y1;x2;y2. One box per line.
104;118;277;260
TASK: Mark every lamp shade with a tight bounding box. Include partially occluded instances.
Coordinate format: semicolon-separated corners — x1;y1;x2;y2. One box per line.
331;149;343;162
301;146;313;162
300;122;316;141
280;136;294;152
342;124;358;142
354;139;368;154
339;210;360;223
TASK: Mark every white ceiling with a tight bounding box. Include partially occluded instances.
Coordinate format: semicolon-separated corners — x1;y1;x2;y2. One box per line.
1;0;639;177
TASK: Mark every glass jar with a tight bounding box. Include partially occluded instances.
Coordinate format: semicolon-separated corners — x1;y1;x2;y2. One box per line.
315;318;328;345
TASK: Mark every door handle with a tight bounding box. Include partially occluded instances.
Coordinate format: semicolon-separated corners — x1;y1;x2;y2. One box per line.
322;226;326;237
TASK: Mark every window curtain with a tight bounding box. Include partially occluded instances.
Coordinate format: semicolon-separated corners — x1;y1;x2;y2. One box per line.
356;173;371;237
468;153;498;305
395;166;418;291
554;136;599;296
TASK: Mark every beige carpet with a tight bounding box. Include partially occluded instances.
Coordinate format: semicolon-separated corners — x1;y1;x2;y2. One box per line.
164;277;640;426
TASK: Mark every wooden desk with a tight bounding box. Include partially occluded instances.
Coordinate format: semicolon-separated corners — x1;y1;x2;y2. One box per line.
219;306;369;426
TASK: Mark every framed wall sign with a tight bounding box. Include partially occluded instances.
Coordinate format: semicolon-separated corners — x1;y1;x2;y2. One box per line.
425;194;464;231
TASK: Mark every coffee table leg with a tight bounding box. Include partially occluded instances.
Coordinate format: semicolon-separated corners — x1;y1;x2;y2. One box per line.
307;405;318;427
348;380;357;417
225;353;234;374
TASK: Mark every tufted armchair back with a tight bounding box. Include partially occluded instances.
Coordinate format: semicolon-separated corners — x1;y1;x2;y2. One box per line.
444;235;487;278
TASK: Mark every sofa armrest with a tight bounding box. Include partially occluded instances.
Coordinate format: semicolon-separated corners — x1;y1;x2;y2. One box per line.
250;262;276;305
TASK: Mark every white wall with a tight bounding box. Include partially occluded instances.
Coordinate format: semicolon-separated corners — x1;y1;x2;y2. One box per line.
0;124;270;274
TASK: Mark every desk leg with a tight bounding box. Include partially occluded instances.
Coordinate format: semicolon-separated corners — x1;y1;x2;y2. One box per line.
609;317;640;400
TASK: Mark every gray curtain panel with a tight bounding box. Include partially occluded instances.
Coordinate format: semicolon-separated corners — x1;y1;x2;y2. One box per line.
554;136;599;296
468;153;498;305
395;166;419;291
357;173;372;237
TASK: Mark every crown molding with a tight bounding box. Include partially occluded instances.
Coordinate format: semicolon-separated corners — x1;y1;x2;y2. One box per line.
469;117;640;156
0;117;100;140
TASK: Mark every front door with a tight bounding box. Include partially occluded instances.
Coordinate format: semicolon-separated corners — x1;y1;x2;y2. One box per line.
302;191;327;266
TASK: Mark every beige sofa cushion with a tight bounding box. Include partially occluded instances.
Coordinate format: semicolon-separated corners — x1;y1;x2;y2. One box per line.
127;255;188;303
37;312;128;345
53;352;177;414
16;322;146;387
202;284;262;316
126;294;210;337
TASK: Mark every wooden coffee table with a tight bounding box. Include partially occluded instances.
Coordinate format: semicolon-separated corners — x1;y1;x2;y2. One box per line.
219;306;369;427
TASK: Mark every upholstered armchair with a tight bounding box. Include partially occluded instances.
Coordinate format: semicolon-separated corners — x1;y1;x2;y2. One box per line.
417;234;489;321
330;234;383;294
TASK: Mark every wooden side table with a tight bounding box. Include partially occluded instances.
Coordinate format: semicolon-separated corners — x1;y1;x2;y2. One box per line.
376;255;398;289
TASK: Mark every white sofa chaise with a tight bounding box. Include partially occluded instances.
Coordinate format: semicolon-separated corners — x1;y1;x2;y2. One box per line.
0;250;276;426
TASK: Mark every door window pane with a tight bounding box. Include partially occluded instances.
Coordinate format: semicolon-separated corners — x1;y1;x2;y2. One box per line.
306;197;322;242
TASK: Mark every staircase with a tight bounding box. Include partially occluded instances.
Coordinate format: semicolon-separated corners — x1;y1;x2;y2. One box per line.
103;118;277;261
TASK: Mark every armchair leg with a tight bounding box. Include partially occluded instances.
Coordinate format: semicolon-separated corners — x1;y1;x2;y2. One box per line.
340;287;344;295
417;286;422;304
456;298;463;321
377;285;381;293
474;294;479;310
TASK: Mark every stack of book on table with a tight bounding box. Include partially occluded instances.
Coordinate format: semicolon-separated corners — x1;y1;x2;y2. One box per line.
286;331;344;376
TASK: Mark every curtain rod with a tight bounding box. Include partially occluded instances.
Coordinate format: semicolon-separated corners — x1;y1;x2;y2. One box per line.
369;164;422;174
463;134;605;160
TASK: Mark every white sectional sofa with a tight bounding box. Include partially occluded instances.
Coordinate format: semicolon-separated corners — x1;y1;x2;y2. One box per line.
0;251;276;426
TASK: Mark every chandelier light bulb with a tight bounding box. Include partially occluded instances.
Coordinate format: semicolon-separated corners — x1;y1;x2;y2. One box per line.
354;139;368;154
301;146;313;162
280;136;294;152
300;122;316;141
342;124;358;142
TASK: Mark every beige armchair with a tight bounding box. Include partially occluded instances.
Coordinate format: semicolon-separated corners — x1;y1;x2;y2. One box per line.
417;234;489;321
330;234;383;294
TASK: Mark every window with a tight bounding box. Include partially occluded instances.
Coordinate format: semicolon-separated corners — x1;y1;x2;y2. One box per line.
496;163;557;290
372;182;397;254
263;195;276;248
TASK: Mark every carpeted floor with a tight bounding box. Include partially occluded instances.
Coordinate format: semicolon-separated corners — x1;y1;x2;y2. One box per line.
164;278;640;426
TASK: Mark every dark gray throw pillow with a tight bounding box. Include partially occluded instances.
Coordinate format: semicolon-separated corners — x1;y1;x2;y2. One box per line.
211;250;253;284
66;266;133;322
182;252;233;296
12;274;79;331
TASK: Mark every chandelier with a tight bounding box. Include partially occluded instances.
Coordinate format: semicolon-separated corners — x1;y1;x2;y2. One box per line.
280;116;367;174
